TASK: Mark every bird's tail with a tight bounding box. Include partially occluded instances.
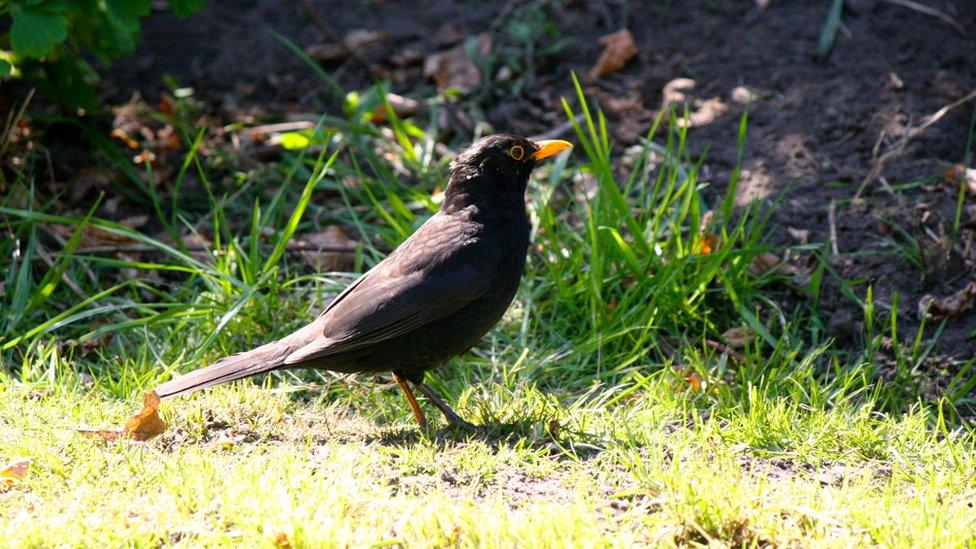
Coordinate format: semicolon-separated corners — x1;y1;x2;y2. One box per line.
154;340;295;400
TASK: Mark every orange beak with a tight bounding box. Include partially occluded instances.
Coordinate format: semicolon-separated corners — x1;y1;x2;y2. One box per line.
531;139;573;160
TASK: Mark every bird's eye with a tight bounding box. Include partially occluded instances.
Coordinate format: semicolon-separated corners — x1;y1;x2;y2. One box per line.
508;145;525;161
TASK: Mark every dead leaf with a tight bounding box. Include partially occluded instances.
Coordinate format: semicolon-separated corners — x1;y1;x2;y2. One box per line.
133;149;156;165
589;28;638;79
305;29;387;63
109;128;139;149
697;233;718;255
76;331;114;357
787;227;810;244
343;29;387;51
368;93;422;123
424;35;490;93
51;218;144;248
75;425;126;441
750;252;811;285
663;78;696;104
918;281;976;321
0;458;31;492
695;210;718;254
77;390;166;442
273;532;292;548
156;125;182;151
391;48;423;68
306;43;348;63
296;226;357;272
877;220;892;236
180;232;215;262
943;163;976;196
124;390;166;441
158;93;177;116
750;252;782;276
721;327;753;349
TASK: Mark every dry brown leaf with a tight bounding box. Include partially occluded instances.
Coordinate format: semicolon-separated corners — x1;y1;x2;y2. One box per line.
133;149;156;165
750;252;811;285
51;218;145;248
877;220;892;236
424;35;490;93
75;425;126;441
296;226;357;272
344;29;387;51
158;93;177;116
305;29;387;63
697;233;719;255
918;281;976;321
787;227;810;244
109;128;139;149
305;43;347;63
0;458;31;492
368;93;422;123
721;327;754;349
125;390;166;441
589;29;638;79
273;532;292;548
944;163;976;196
391;49;423;68
77;390;166;442
750;252;782;276
695;210;718;255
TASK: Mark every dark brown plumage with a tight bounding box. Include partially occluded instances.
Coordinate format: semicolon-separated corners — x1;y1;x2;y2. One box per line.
154;135;572;428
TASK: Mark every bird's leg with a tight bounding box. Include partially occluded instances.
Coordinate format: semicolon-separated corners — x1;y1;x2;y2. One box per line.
393;372;427;430
415;382;477;430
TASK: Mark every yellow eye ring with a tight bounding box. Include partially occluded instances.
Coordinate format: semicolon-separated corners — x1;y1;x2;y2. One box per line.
509;145;525;161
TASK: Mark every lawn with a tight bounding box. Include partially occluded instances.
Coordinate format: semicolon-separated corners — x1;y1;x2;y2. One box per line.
3;79;975;546
3;2;976;546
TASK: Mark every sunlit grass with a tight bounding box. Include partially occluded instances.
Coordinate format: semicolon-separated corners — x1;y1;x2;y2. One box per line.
2;75;975;546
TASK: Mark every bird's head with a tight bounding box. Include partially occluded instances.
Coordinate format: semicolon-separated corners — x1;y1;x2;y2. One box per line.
445;134;572;208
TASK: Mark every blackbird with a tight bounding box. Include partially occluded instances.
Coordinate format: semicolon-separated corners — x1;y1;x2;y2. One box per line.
154;135;572;429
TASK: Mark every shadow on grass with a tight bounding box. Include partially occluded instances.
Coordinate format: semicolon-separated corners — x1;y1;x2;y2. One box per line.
370;417;605;460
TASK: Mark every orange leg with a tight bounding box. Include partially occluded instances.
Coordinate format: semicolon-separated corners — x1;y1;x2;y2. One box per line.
393;372;427;429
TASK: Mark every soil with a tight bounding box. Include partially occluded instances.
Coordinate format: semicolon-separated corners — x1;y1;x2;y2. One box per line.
22;1;976;359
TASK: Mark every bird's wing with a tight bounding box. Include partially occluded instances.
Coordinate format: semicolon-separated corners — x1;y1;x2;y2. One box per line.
284;216;498;364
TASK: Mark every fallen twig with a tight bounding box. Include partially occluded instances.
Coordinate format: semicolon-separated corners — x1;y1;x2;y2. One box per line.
246;121;317;136
855;88;976;199
828;199;839;255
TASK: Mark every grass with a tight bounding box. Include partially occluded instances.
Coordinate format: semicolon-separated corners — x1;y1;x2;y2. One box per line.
2;75;976;546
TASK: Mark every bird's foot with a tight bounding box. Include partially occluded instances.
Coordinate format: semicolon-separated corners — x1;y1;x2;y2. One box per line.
393;372;428;430
415;382;478;431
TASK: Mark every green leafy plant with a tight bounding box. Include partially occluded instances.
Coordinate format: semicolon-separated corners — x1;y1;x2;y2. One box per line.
0;0;206;107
